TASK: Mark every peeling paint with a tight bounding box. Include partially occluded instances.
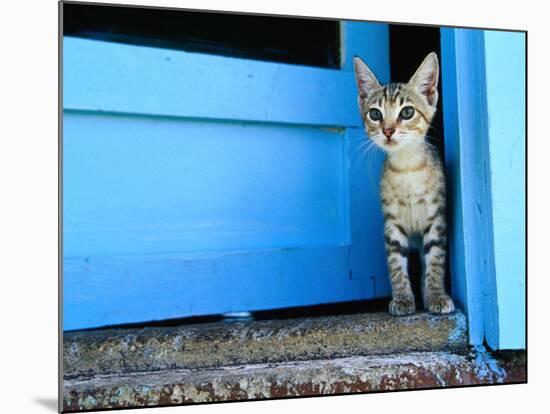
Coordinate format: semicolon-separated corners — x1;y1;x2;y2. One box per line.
472;345;507;382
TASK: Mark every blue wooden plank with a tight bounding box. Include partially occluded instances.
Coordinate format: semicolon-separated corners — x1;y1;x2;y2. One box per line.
483;31;526;350
63;37;362;128
63;112;349;257
63;245;379;330
441;28;494;346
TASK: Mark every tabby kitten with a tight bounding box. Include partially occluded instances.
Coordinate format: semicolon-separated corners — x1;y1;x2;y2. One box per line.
353;52;455;316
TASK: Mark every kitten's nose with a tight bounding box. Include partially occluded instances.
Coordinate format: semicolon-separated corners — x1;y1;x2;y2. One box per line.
383;128;395;139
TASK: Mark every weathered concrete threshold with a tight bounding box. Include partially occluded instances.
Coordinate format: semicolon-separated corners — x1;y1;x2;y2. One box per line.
64;312;467;378
64;348;525;411
63;311;525;412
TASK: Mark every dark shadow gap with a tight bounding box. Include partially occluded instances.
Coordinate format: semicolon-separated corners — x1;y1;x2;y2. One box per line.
63;2;340;68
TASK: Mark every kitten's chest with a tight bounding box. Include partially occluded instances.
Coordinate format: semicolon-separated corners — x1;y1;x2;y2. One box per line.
386;170;429;200
382;169;432;232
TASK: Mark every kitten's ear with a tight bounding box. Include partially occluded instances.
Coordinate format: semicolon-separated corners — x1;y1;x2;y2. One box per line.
408;52;439;107
353;56;381;107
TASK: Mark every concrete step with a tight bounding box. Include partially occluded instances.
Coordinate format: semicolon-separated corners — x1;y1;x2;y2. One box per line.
64;311;467;378
63;347;526;411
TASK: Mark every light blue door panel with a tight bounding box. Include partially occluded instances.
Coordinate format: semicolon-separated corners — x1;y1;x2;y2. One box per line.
63;23;391;330
64;112;349;257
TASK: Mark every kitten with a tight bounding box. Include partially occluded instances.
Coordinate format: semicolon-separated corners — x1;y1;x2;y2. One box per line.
353;52;455;316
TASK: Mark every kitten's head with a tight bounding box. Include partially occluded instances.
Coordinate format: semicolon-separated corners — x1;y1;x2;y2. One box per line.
353;52;439;153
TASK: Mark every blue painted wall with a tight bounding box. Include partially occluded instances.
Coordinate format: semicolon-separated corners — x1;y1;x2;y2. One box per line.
483;31;526;350
63;24;391;330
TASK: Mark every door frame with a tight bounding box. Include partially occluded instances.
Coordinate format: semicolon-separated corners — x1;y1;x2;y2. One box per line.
441;28;526;349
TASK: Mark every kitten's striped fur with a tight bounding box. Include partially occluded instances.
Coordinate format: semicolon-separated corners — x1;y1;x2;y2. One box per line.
353;52;454;316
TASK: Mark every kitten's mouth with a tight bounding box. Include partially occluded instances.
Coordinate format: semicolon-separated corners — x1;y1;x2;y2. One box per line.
385;139;397;147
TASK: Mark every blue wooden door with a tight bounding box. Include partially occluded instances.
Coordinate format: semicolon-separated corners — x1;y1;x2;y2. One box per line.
63;22;391;330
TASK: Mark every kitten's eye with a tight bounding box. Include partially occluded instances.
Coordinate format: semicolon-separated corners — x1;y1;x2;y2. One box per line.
399;106;415;120
369;108;383;121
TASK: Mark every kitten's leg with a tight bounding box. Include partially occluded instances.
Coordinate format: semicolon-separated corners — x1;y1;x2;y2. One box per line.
422;214;455;314
384;219;415;316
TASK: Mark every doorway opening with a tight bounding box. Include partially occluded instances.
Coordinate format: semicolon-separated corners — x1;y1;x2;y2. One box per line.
389;24;449;307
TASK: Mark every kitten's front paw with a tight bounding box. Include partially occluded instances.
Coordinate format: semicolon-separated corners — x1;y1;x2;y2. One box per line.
389;297;416;316
426;295;455;314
